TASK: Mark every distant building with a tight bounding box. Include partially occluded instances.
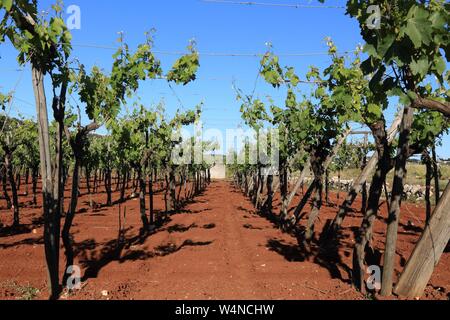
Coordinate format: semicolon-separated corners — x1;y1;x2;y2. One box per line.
210;164;227;180
204;154;227;180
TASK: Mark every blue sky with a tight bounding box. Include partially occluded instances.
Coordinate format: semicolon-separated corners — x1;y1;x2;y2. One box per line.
0;0;448;158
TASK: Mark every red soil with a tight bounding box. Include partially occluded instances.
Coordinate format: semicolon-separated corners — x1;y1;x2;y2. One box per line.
0;179;448;300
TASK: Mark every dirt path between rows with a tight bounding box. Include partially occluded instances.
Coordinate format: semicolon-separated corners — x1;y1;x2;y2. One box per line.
1;180;448;300
70;181;362;300
128;181;360;300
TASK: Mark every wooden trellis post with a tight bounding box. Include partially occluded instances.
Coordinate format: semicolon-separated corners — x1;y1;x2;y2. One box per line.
394;181;450;298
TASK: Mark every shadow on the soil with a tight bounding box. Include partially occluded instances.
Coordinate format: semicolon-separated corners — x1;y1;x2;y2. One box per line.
76;186;214;281
165;223;216;234
267;225;355;283
167;223;198;233
0;225;32;238
0;236;44;249
400;222;424;234
76;231;147;281
243;224;264;230
78;231;214;281
0;214;46;239
236;206;256;215
203;223;216;229
177;208;213;215
154;240;214;257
